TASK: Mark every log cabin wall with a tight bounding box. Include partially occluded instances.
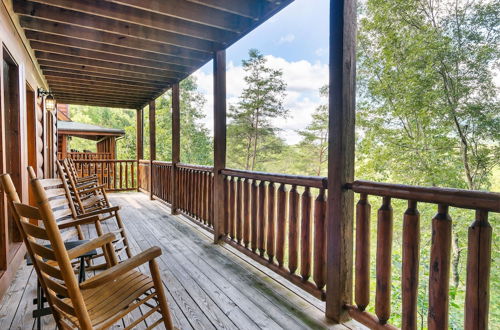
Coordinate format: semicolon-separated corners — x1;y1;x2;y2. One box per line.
0;0;50;298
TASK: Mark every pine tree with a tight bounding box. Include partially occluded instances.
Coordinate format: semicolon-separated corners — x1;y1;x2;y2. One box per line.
227;49;288;170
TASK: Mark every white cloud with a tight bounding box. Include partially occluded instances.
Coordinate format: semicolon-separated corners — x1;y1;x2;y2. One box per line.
278;33;296;44
192;56;328;144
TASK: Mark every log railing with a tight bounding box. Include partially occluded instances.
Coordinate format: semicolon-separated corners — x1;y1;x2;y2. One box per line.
220;168;328;300
136;162;498;328
73;159;137;192
59;152;114;160
176;163;214;228
151;161;173;204
346;180;499;329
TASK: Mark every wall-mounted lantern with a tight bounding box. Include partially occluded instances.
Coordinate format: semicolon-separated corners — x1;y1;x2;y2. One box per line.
37;88;56;112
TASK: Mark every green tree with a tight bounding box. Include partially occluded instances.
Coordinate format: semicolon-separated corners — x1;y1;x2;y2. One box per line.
295;85;329;176
357;0;499;327
227;49;288;170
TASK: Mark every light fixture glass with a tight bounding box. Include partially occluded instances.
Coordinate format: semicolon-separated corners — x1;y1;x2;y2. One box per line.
45;94;56;112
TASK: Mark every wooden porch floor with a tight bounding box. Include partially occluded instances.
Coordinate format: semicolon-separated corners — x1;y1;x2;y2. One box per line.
0;192;360;329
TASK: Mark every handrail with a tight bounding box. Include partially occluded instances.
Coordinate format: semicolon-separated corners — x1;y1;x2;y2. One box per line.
221;168;326;188
152;160;172;165
73;159;137;163
348;180;500;212
177;163;213;171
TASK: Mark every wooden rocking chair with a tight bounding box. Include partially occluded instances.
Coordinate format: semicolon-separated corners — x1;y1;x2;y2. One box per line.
1;173;174;329
56;162;133;260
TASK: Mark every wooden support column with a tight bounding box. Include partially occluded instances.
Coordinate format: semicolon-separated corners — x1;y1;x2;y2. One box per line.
326;0;357;322
213;49;226;243
171;83;180;214
136;108;143;191
149;100;156;200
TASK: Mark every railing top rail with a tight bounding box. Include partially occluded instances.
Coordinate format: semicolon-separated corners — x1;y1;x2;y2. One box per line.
152;160;173;165
177;163;214;171
139;159;150;164
221;168;326;189
348;180;500;212
72;159;137;163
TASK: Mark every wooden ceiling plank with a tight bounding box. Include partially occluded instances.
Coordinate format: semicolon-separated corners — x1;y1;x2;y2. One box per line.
14;2;219;52
56;99;139;109
54;92;149;103
20;17;211;60
30;41;192;73
51;87;153;100
25;31;205;67
44;71;168;87
26;0;236;41
38;61;174;83
186;0;268;19
40;65;172;85
45;75;162;91
48;81;157;95
35;52;181;78
108;0;253;32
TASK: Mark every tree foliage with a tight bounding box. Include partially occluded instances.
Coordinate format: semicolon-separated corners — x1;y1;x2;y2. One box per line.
227;49;288;170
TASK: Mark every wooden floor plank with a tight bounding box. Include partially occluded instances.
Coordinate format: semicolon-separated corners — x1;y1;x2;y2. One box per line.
1;192;358;330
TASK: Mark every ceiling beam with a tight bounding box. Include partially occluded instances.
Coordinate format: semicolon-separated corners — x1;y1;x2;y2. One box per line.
35;52;181;78
20;17;211;60
30;41;192;73
14;2;219;52
54;92;149;103
25;31;205;67
26;0;237;39
108;0;253;32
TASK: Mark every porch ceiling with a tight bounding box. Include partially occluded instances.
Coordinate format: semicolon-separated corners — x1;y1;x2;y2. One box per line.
13;0;293;109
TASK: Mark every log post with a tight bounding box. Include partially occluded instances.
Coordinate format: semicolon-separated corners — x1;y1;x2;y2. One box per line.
171;83;180;214
428;204;452;329
465;210;491;330
149;100;156;200
326;0;357;322
136;108;143;191
213;49;226;243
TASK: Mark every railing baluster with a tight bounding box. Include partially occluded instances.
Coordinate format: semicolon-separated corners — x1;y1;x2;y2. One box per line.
301;186;312;281
276;183;286;267
465;210;491;330
251;179;258;253
243;178;251;248
223;176;229;235
288;184;299;274
229;177;236;241
402;200;420;330
428;204;452;329
236;177;243;244
267;182;276;262
125;162;129;189
313;188;326;290
355;193;371;311
376;196;393;325
258;180;266;258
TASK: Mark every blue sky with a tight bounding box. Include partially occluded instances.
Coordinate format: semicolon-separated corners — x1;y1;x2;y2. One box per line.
194;0;330;144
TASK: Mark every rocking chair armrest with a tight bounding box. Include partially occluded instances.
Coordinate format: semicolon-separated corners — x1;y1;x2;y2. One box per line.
76;181;97;190
79;247;162;290
75;206;120;219
67;232;116;260
57;215;101;229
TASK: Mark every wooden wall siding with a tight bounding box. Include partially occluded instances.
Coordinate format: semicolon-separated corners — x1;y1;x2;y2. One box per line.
0;0;48;299
12;0;294;109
